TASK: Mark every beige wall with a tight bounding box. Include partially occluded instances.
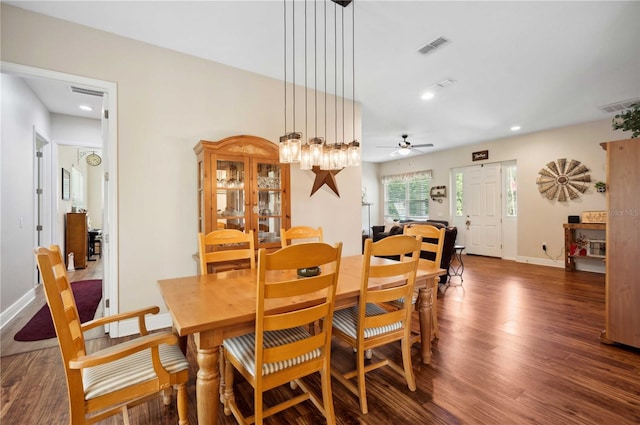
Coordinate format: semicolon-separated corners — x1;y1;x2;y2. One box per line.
379;119;621;268
1;5;362;319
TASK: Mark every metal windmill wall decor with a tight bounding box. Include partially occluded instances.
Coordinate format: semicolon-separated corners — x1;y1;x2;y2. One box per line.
536;158;591;202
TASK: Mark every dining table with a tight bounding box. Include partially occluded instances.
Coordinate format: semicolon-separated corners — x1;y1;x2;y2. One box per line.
157;254;446;425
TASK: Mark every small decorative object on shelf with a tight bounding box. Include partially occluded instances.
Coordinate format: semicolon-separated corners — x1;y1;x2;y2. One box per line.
297;266;321;278
594;181;606;193
581;210;607;223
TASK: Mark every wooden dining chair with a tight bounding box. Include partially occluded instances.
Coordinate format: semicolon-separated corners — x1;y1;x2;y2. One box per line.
222;241;343;425
280;225;324;248
331;235;422;414
198;229;256;275
34;246;189;425
403;224;446;340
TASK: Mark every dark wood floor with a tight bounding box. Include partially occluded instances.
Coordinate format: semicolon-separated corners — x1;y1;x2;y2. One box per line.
2;255;639;424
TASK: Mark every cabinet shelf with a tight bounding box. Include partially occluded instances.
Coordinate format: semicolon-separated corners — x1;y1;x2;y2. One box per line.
563;222;606;271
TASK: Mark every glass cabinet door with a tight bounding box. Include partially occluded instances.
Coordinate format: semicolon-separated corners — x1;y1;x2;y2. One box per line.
215;159;247;231
255;161;283;247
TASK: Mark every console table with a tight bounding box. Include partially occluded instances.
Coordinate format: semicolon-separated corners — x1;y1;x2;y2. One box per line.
563;223;606;271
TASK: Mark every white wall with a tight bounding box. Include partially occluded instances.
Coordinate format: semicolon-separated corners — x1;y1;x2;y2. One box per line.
377;119;620;270
1;4;363;320
0;74;51;313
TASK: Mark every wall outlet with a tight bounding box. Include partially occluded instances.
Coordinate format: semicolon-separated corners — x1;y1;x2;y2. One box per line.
542;243;547;252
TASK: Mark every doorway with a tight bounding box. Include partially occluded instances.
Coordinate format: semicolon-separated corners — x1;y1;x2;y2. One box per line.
1;61;120;335
451;161;518;259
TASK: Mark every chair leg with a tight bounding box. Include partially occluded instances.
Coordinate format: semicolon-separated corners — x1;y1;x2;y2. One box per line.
223;354;235;416
356;346;368;414
401;337;416;391
320;363;336;425
431;278;439;339
176;382;188;425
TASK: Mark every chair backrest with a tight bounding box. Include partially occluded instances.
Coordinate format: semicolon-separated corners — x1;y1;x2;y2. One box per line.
358;235;422;335
34;246;87;396
404;224;446;268
255;241;342;382
280;226;324;248
198;229;255;275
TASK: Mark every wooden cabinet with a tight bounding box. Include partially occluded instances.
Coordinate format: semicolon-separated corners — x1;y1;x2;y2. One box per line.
65;212;88;269
563;223;606;271
194;135;291;251
600;138;640;349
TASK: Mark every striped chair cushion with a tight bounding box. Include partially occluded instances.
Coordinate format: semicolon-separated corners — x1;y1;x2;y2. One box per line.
83;343;189;400
332;304;402;339
224;327;321;377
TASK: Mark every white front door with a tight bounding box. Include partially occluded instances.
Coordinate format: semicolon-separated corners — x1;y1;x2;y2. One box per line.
463;163;502;257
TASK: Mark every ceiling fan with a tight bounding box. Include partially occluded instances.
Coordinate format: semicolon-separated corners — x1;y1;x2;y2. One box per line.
378;134;434;157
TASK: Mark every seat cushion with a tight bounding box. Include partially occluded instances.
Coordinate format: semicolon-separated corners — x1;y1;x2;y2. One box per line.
224;327;321;377
332;303;402;339
83;343;189;400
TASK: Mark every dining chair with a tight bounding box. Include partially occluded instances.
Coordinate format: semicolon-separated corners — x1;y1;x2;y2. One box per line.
222;241;343;425
280;225;324;248
198;229;256;275
34;246;189;425
403;224;446;340
331;234;422;414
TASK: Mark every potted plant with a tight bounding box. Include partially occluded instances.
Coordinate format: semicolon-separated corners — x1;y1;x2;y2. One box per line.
594;181;606;193
612;103;640;138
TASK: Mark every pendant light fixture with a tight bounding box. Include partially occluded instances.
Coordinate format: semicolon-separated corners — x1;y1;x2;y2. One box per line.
280;0;357;170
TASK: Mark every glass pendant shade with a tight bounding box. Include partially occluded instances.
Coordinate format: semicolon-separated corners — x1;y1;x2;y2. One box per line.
286;132;302;163
309;137;324;166
300;143;312;170
279;135;292;163
348;140;360;166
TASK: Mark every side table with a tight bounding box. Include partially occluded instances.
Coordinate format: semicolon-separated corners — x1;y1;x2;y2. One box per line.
448;245;465;285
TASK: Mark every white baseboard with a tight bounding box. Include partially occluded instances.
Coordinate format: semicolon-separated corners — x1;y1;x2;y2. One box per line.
0;288;36;330
516;256;565;268
111;312;174;338
516;256;605;273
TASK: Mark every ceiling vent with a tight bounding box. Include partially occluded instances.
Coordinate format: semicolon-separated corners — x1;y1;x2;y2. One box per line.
599;98;640;114
417;36;449;55
70;86;104;97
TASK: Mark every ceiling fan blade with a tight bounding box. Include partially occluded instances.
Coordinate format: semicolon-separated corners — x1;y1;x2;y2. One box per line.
412;143;434;148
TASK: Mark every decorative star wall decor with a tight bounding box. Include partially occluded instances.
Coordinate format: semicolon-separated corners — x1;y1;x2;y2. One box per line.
311;166;342;197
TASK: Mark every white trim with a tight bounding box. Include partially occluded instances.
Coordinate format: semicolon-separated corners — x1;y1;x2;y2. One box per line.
0;288;36;330
2;61;120;336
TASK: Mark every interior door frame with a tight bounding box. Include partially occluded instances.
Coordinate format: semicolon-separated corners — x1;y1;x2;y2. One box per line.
2;61;120;335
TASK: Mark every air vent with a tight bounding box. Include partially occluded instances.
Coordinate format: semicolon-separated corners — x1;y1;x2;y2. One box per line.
417;36;449;55
599;98;640;114
70;86;104;97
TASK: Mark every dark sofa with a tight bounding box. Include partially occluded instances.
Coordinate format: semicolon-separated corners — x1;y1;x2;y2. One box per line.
371;220;457;284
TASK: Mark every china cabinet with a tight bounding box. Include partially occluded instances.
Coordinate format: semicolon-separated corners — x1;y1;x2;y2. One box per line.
65;212;88;269
600;138;639;349
194;135;290;251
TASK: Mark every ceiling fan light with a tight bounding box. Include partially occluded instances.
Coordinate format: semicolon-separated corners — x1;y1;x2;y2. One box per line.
398;147;411;156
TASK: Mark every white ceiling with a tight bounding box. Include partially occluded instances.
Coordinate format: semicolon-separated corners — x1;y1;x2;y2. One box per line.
7;1;640;162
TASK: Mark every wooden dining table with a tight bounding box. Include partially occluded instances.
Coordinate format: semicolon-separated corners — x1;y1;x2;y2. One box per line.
157;254;445;425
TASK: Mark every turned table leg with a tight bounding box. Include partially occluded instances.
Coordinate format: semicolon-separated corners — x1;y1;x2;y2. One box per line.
196;346;220;425
417;287;433;364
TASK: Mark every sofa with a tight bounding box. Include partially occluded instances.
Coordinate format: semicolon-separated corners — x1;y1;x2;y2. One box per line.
371;220;457;284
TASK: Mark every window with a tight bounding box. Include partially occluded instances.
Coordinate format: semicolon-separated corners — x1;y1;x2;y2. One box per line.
455;171;463;216
382;171;431;220
505;164;517;216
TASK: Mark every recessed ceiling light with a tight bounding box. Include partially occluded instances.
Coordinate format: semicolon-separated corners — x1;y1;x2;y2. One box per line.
79;105;93;111
421;92;435;100
511;126;521;131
